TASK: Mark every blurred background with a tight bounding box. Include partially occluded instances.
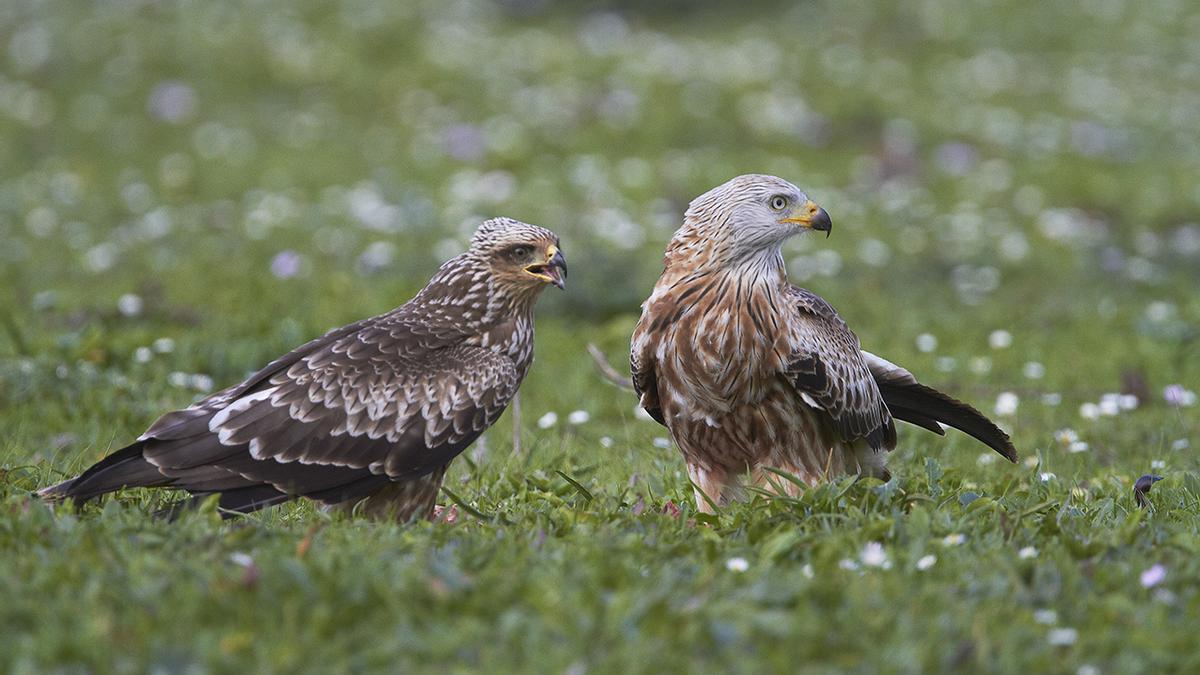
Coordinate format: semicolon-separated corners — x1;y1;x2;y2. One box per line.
5;3;1200;670
1;0;1198;462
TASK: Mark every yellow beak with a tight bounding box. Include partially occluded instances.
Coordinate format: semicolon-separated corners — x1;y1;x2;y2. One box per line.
523;245;567;289
780;200;833;237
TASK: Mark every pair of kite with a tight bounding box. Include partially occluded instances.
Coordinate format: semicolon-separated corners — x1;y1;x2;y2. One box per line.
40;174;1016;520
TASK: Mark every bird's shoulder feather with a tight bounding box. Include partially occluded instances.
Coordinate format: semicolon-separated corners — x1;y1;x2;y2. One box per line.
784;285;895;451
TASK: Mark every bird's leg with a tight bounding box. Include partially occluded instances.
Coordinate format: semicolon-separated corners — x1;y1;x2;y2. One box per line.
687;463;726;514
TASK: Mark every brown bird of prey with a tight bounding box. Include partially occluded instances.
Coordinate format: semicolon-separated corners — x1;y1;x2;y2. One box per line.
631;175;1016;512
41;218;566;521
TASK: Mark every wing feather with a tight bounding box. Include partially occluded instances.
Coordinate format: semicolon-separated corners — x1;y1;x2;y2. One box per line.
630;308;667;426
784;287;895;451
133;316;520;504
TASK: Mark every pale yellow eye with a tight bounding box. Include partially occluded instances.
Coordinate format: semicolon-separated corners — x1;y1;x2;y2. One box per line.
770;196;788;211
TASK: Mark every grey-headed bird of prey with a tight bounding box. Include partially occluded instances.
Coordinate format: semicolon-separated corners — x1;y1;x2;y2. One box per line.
630;175;1016;513
40;218;567;521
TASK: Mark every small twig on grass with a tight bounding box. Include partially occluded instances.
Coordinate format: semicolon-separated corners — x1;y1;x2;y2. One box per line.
586;343;634;390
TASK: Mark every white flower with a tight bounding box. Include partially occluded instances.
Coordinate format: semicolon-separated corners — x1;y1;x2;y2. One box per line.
1047;627;1078;646
1079;402;1100;420
915;333;938;353
1172;438;1190;451
1040;472;1057;482
599;436;613;448
117;293;143;317
652;437;671;449
1069;441;1089;453
1034;609;1058;624
190;374;214;392
994;392;1019;416
977;453;997;466
1140;564;1166;588
1097;395;1120;416
1151;459;1165;470
1163;384;1196;407
1022;361;1046;379
916;554;937;571
229;552;255;568
988;330;1013;349
801;564;814;579
1018;546;1038;559
566;410;590;425
725;557;749;573
153;337;175;353
860;542;889;568
1041;392;1062;406
134;346;153;363
838;559;859;571
536;412;558;429
942;534;965;546
1055;428;1079;445
1077;665;1100;675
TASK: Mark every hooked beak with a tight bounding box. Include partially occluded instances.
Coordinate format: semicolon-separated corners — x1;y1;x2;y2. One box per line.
524;245;567;289
780;200;833;238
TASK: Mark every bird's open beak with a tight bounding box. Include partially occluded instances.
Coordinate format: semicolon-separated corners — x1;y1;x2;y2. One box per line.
780;200;833;238
524;245;567;289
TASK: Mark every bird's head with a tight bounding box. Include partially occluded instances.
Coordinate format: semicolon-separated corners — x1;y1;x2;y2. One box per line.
681;174;832;263
470;217;567;292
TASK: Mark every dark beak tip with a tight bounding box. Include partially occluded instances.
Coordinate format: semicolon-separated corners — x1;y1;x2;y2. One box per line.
549;249;567;289
815;208;833;237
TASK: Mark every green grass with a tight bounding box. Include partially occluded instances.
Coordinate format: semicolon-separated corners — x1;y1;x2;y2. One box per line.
3;0;1200;672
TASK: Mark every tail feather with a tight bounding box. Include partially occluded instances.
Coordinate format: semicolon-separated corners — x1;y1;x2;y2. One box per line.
38;442;170;504
879;381;1018;462
862;350;1017;462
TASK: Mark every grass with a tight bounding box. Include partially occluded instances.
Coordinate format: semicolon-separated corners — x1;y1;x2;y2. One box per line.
2;0;1200;672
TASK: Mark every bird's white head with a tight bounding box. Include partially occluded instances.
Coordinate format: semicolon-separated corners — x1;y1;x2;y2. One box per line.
682;174;832;264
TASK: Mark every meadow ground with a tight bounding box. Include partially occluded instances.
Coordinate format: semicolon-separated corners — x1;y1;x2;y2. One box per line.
2;0;1199;672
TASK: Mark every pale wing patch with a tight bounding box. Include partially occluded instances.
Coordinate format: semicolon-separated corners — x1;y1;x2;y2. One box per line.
210;387;279;446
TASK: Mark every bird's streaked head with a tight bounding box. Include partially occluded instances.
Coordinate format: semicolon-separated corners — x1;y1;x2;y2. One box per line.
684;174;832;261
471;217;567;291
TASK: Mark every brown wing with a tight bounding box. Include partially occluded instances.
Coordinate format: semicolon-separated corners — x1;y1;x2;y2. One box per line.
140;319;518;493
41;315;521;513
630;303;666;426
784;287;895;451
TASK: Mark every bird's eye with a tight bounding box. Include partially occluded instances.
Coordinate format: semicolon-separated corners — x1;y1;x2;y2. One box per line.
510;245;533;260
770;196;788;211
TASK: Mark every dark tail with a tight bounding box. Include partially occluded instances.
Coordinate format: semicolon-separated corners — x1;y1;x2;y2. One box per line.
864;351;1018;463
38;441;171;504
